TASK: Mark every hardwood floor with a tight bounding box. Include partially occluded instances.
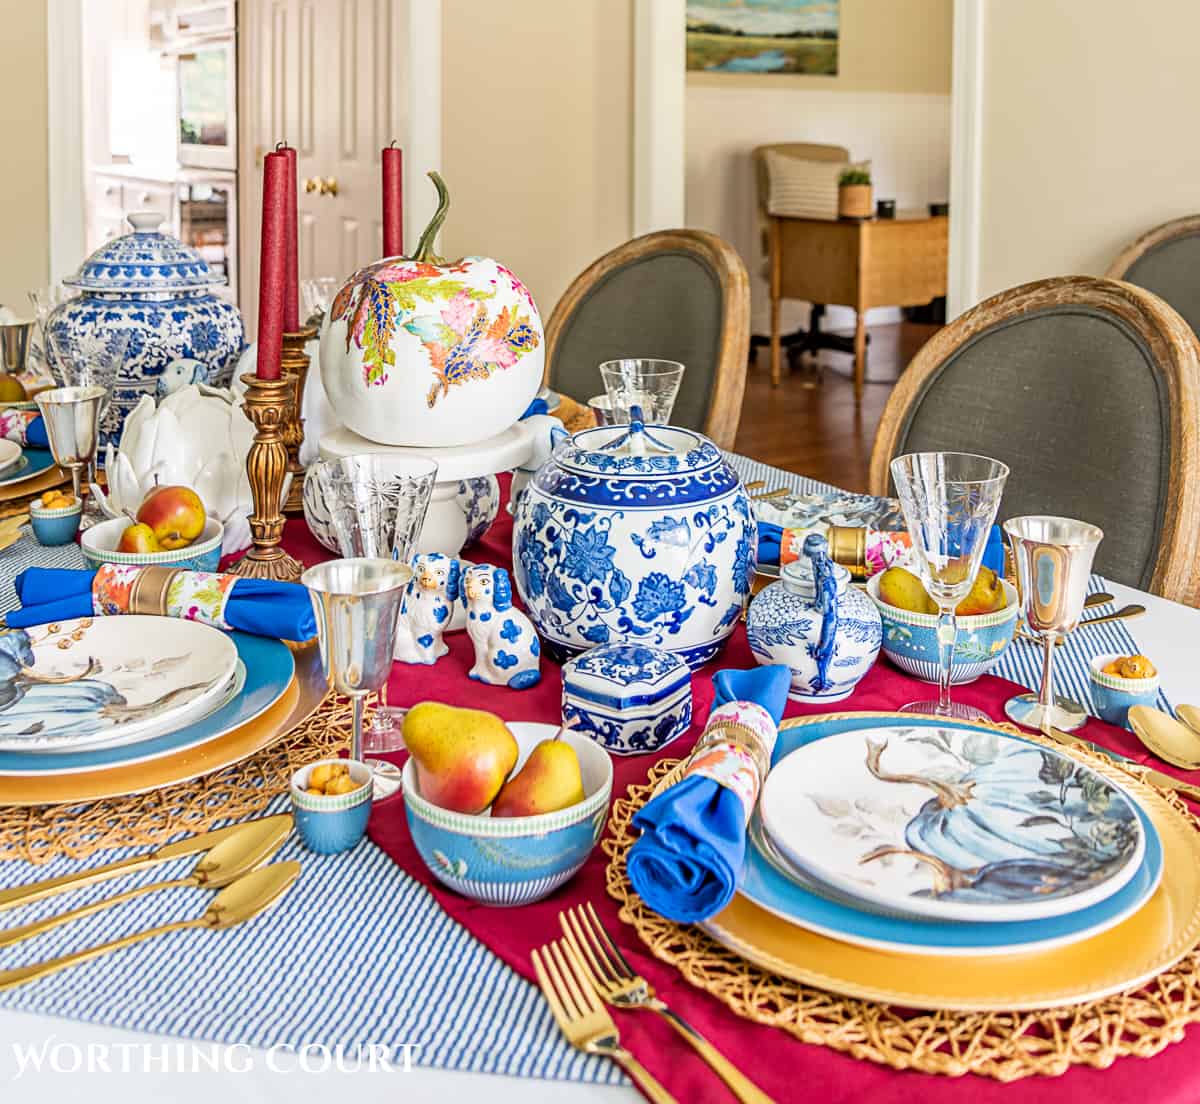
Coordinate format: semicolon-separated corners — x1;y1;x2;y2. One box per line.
733;321;940;492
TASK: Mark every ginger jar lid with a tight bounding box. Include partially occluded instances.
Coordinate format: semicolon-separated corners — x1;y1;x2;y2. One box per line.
65;212;225;294
563;643;691;709
553;406;723;479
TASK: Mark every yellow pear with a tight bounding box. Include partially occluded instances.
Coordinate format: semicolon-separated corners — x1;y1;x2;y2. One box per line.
878;566;937;615
491;733;585;818
955;565;1007;615
402;702;518;814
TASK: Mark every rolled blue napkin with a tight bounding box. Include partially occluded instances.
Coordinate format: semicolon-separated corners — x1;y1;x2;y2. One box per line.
26;417;48;450
756;519;1006;577
9;567;316;642
627;665;791;924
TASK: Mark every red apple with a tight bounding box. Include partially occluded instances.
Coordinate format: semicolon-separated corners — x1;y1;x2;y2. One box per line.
136;485;206;550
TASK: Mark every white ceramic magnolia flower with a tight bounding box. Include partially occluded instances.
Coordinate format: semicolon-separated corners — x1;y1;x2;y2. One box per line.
91;382;276;556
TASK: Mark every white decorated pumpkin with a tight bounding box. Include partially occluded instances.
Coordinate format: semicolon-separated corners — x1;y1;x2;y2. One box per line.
319;173;544;448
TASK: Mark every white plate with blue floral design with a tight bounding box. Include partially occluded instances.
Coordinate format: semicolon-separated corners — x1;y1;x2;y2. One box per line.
760;724;1146;923
0;616;239;753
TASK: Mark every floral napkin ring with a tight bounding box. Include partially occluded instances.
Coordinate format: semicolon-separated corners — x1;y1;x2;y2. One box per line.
681;701;778;825
0;409;38;446
92;564;237;631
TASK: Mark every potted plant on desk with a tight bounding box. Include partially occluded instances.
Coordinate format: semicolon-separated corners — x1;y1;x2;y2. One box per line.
838;167;873;219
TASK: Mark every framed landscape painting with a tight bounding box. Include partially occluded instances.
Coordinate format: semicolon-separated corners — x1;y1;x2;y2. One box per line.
686;0;839;75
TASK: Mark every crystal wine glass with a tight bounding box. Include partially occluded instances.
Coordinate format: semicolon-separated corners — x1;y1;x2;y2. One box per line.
1004;516;1103;732
301;277;345;327
599;359;685;425
45;326;130;454
27;284;79;382
307;454;438;755
890;452;1010;721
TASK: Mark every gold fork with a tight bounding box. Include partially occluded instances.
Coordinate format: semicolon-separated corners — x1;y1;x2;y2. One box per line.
561;903;775;1104
532;939;677;1104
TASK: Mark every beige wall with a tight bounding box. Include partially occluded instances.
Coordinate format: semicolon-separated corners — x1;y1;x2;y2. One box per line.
977;0;1200;301
0;4;49;309
441;0;634;322
686;0;953;332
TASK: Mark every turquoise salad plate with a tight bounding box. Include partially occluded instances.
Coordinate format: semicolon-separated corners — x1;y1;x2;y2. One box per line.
739;714;1162;956
0;630;294;776
0;448;53;488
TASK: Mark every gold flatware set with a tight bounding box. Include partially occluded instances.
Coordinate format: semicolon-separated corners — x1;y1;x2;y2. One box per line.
0;814;300;991
534;902;774;1104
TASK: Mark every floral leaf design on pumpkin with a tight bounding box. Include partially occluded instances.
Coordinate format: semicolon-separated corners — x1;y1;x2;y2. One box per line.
329;258;492;389
408;295;541;408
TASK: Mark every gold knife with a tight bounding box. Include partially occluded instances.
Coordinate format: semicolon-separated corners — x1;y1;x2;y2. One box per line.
1045;727;1200;803
0;814;294;913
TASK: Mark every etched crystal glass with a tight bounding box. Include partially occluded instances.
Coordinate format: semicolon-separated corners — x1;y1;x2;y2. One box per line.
890;452;1009;721
307;454;438;754
599;359;685;425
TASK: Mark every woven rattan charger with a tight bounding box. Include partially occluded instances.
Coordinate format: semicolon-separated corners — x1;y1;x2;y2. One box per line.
0;640;350;864
604;717;1200;1081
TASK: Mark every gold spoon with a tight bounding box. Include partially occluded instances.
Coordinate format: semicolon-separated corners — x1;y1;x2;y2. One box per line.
1016;604;1146;645
0;862;300;991
0;816;292;949
1177;705;1200;736
1128;705;1200;771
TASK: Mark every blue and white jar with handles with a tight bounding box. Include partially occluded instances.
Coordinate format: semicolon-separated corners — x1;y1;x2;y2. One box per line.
511;407;757;670
746;533;881;702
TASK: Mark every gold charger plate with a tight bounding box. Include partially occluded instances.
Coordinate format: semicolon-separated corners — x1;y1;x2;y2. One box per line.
0;640;328;806
699;712;1200;1011
0;463;68;506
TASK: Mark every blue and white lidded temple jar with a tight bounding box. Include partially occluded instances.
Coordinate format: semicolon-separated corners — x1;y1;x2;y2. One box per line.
746;533;882;702
48;212;244;446
511;409;757;669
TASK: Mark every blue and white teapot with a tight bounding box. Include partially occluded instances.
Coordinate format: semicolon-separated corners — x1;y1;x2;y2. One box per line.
746;533;881;702
511;408;756;669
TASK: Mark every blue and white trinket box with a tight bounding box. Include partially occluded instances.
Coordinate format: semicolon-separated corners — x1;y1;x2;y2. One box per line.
561;643;693;756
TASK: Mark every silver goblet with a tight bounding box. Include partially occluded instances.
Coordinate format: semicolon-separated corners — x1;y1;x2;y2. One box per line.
1004;516;1104;732
302;557;413;767
34;385;106;504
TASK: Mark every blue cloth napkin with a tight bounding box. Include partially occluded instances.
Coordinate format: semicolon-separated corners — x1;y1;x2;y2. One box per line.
627;665;791;924
26;417;48;450
756;519;1006;577
8;567;316;642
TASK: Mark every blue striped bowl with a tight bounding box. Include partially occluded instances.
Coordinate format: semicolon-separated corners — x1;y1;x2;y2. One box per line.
81;515;223;573
403;722;613;906
867;574;1019;684
291;759;374;854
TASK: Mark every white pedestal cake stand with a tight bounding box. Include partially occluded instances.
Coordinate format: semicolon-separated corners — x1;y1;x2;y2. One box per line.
318;421;534;557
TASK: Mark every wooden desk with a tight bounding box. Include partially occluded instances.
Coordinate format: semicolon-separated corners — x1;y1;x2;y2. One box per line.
768;211;948;400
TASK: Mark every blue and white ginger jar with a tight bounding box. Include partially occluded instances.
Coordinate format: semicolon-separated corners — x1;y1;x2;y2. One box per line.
48;212;244;447
562;643;692;756
746;533;881;702
512;411;757;669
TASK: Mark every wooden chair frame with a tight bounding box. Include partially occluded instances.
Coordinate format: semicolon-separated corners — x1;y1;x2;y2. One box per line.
544;229;751;450
1106;214;1200;280
868;276;1200;605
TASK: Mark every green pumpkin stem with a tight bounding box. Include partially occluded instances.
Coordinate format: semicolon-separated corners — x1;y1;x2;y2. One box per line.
412;172;450;264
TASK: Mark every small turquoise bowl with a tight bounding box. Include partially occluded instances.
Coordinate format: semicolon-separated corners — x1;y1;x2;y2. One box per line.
29;497;82;546
290;759;373;854
1089;653;1160;729
867;574;1019;684
81;515;223;573
403;722;613;906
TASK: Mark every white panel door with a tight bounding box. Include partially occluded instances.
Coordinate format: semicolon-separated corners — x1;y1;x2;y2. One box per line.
238;0;403;335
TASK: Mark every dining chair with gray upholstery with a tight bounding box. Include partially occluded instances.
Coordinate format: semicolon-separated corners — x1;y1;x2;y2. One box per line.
544;229;750;450
868;275;1200;605
1107;215;1200;340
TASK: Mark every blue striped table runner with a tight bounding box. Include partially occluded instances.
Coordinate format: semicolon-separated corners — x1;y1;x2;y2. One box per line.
0;798;619;1083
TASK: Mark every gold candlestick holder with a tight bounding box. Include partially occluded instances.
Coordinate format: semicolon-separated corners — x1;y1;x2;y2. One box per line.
281;325;318;515
227;372;304;581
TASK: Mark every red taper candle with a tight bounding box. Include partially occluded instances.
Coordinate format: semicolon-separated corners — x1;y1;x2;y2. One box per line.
280;144;299;331
255;150;287;380
382;143;403;257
